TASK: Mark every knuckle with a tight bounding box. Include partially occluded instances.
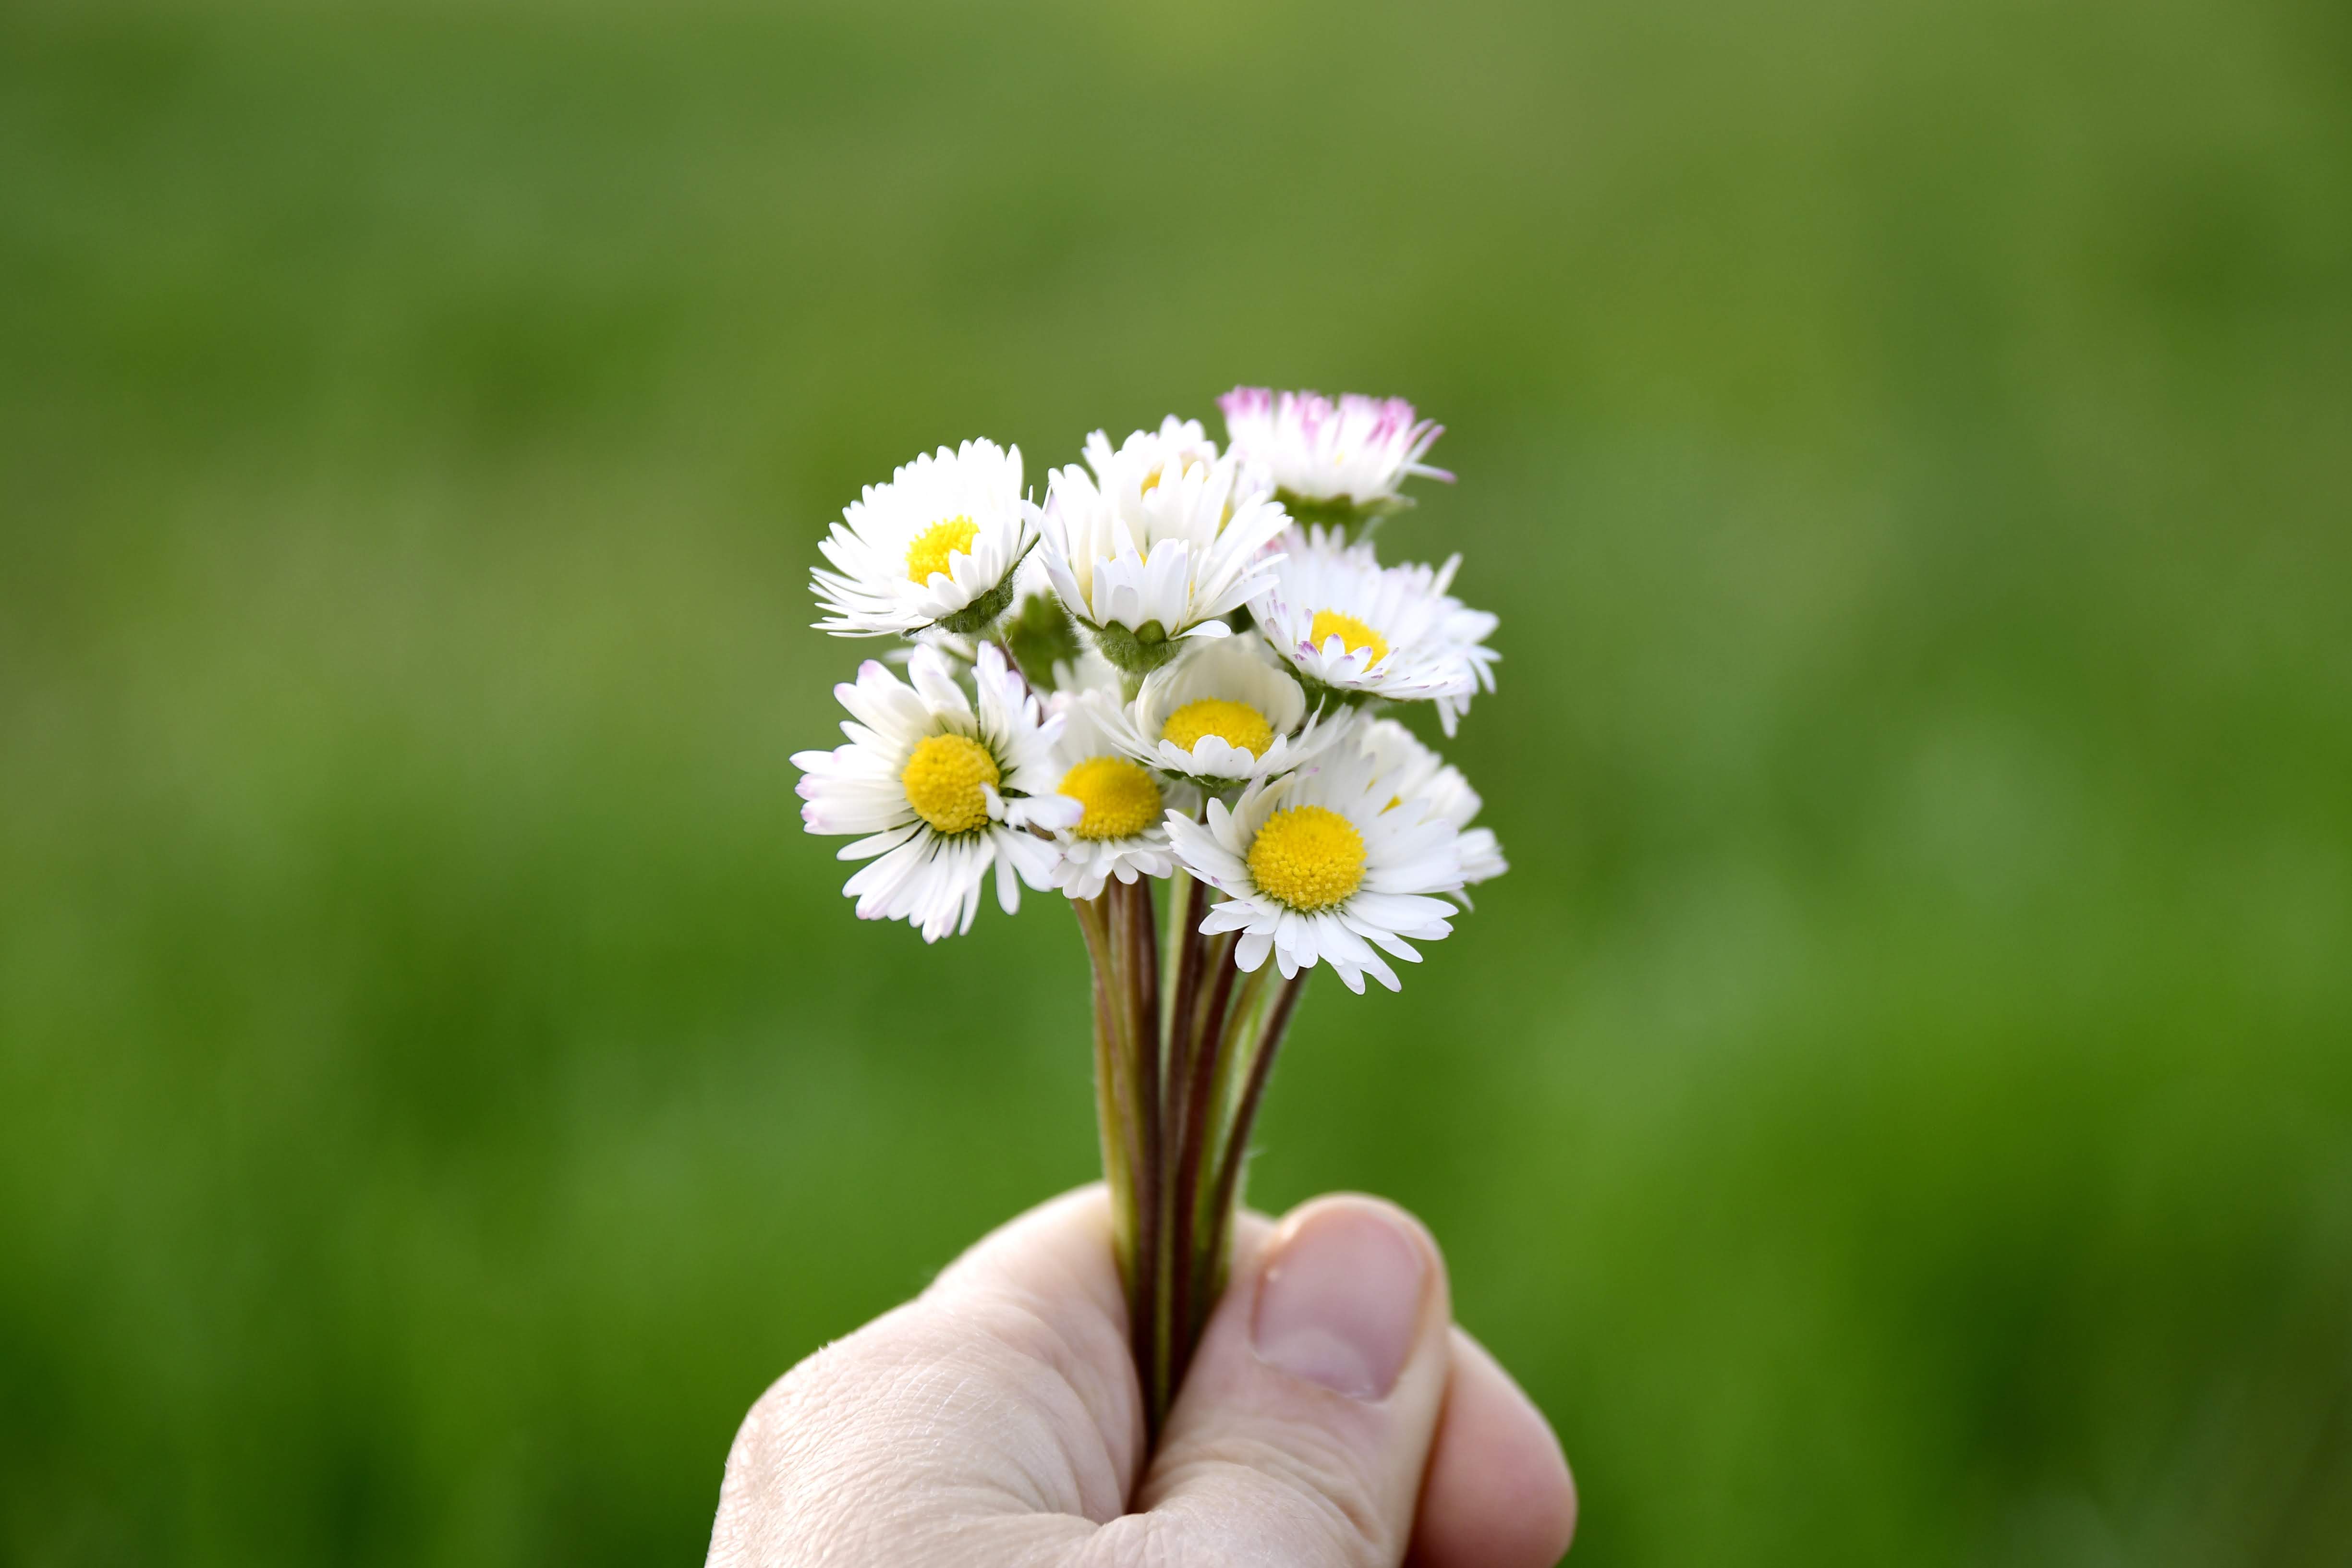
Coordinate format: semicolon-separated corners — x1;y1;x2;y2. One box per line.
1070;1511;1187;1568
1148;1429;1394;1567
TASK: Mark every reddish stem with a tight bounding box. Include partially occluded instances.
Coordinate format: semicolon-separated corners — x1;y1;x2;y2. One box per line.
1200;970;1309;1296
1165;938;1245;1391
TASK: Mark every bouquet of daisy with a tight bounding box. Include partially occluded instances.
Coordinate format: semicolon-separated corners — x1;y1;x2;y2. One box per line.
793;389;1503;1432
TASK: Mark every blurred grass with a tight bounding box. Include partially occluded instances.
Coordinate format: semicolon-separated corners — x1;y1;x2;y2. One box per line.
3;0;2350;1563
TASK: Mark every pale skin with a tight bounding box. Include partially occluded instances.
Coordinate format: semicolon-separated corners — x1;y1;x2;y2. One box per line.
708;1187;1577;1567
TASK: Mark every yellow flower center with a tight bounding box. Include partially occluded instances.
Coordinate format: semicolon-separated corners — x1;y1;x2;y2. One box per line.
1247;804;1367;912
1309;608;1389;667
900;732;999;834
1057;755;1162;841
1139;454;1207;496
906;516;980;584
1161;698;1273;758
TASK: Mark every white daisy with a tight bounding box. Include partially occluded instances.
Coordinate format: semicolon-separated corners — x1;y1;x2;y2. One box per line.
1218;387;1450;514
1354;717;1508;896
1250;529;1499;736
1042;689;1187;900
1455;825;1507;889
1037;417;1291;675
1104;635;1337;788
812;438;1039;638
1438;591;1503;722
792;644;1081;941
1165;741;1464;995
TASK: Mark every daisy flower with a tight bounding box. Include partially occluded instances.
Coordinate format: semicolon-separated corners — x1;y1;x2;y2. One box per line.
812;438;1039;638
1218;387;1450;517
1105;635;1336;788
1043;689;1188;900
1165;740;1464;994
792;644;1081;941
1251;529;1499;736
1037;417;1291;675
1354;717;1508;896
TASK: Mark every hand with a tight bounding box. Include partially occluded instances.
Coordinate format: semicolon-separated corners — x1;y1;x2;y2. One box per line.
707;1186;1576;1567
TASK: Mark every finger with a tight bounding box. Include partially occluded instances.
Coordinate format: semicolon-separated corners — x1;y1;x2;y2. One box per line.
921;1182;1152;1497
1124;1194;1453;1568
708;1185;1141;1566
1406;1328;1577;1568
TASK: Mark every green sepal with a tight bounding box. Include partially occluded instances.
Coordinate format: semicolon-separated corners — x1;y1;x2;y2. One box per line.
931;572;1020;637
1294;673;1382;717
927;538;1038;639
1274;490;1411;545
1091;617;1183;678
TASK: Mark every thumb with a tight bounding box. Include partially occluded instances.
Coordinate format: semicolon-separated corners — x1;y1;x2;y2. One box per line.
1134;1195;1453;1568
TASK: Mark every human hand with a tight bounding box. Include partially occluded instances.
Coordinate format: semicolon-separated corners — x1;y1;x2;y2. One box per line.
707;1186;1576;1566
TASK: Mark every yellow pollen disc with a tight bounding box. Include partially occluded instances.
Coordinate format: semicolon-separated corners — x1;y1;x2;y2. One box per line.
1247;804;1367;912
1161;698;1274;759
1141;456;1207;496
900;732;999;835
906;516;980;584
1057;755;1162;841
1310;609;1389;667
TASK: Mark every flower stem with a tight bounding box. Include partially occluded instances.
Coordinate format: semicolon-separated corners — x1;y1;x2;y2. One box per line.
1109;879;1163;1410
1190;931;1239;1066
1076;884;1310;1442
1072;895;1140;1285
1165;937;1240;1396
1150;870;1206;1428
1198;969;1309;1306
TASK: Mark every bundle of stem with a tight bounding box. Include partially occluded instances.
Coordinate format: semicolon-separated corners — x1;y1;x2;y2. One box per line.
1076;873;1308;1437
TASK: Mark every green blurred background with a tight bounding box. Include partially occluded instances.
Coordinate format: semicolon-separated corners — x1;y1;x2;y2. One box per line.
4;0;2350;1562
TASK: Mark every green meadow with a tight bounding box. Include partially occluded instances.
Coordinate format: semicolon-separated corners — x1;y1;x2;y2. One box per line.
3;1;2348;1562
